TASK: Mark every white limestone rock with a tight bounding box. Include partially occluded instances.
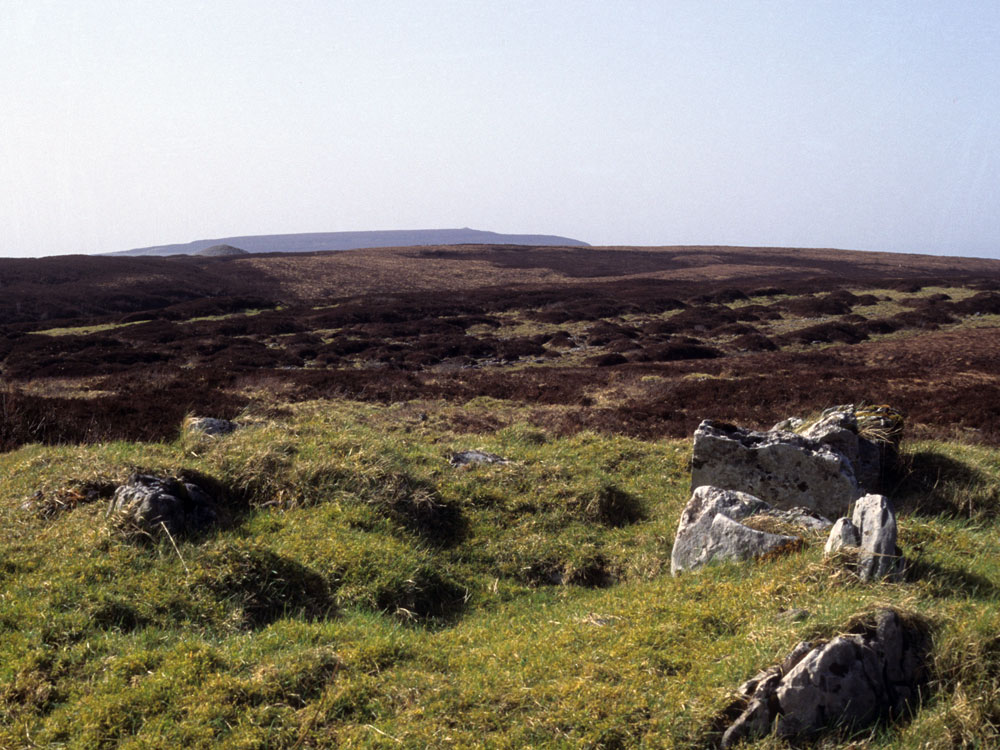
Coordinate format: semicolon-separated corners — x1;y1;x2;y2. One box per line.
823;517;861;556
691;419;859;520
670;486;818;576
852;493;903;582
722;610;927;746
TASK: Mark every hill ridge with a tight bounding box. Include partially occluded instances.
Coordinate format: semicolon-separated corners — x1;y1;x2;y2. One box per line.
112;227;590;256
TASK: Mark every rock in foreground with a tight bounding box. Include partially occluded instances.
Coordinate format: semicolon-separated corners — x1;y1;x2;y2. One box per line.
722;609;927;746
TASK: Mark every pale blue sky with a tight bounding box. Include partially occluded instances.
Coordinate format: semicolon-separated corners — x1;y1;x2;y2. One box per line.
2;1;998;258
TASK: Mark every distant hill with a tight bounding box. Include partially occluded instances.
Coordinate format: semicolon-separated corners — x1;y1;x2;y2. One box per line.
113;228;590;256
194;244;249;257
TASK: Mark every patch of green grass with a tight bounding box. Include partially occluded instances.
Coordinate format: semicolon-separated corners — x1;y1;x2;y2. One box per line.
3;399;1000;747
30;320;150;336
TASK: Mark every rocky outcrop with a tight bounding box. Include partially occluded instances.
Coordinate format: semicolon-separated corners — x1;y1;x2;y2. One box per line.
107;474;217;538
691;420;859;519
670;486;830;575
721;609;927;746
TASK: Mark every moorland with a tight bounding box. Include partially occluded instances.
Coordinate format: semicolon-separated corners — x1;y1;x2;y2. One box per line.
3;243;1000;748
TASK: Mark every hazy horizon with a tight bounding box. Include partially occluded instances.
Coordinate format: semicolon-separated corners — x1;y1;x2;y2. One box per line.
2;2;998;259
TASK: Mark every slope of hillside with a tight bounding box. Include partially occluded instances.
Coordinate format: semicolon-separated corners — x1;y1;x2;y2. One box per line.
112;228;591;256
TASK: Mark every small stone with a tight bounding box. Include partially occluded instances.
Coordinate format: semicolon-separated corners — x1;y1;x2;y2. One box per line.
824;517;861;556
776;608;810;623
185;417;238;437
449;450;509;467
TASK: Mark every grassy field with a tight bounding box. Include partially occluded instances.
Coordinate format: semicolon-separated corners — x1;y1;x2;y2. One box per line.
3;398;1000;748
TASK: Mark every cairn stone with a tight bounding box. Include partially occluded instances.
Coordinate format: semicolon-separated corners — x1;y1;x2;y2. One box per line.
108;474;217;538
722;610;927;747
670;486;829;576
691;420;859;519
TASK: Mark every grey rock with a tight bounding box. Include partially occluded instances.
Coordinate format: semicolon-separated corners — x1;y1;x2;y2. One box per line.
786;404;904;493
108;474;217;538
852;493;903;582
449;450;509;467
185;417;239;436
803;410;861;478
691;420;859;519
775;635;881;736
671;486;818;575
725;670;783;743
722;610;927;747
824;517;861;556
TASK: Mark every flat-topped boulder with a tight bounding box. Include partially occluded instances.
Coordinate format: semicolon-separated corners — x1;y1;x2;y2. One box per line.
691;420;859;519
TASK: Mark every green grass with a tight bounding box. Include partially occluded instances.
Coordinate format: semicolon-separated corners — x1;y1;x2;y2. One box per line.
30;307;280;338
30;320;151;337
3;399;1000;747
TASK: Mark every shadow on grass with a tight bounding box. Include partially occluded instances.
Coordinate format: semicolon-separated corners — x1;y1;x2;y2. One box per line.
906;557;1000;600
894;451;1000;519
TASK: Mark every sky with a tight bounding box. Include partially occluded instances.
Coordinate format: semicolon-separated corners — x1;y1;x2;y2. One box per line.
2;1;999;258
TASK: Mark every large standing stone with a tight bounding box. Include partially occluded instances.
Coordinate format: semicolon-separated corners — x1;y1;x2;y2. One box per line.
107;474;217;538
722;610;927;746
691;420;859;519
670;486;826;575
852;493;903;582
